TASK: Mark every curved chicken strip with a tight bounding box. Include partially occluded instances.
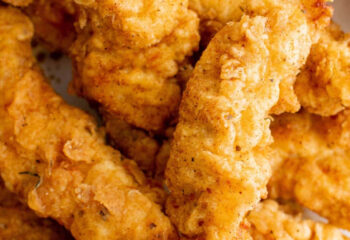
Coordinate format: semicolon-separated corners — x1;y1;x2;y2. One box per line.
247;200;348;240
165;0;325;238
269;110;350;231
70;0;200;131
0;179;72;240
189;0;333;114
0;7;177;240
295;22;350;116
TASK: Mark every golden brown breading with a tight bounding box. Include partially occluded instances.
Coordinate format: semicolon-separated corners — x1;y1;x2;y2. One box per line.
295;22;350;116
0;7;177;240
269;110;350;231
189;0;244;27
0;179;73;240
104;116;160;172
165;1;327;238
104;114;175;182
6;0;197;131
74;0;193;49
189;0;333;115
3;0;76;51
247;200;348;240
70;0;200;131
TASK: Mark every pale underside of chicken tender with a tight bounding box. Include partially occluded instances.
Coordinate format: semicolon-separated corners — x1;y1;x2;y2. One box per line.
165;0;329;238
0;179;73;240
189;0;333;115
295;22;350;116
247;200;348;240
70;0;200;131
269;110;350;231
0;7;177;240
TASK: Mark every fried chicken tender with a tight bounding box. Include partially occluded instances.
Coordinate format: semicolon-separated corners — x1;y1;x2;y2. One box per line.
4;1;199;131
0;7;177;240
0;179;73;240
165;1;328;238
269;110;350;231
189;0;333;115
70;0;200;131
295;22;350;116
247;200;348;240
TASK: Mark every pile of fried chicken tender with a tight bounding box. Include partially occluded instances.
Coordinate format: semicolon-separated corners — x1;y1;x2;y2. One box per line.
1;0;350;239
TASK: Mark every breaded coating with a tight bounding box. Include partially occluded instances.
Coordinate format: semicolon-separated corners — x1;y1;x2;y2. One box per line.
0;7;177;240
247;200;348;240
70;0;200;131
165;1;326;238
2;0;32;6
295;22;350;116
5;0;200;131
74;0;192;49
3;0;76;51
189;0;244;25
105;116;160;172
105;114;174;182
269;110;350;232
189;0;333;115
0;179;73;240
25;0;77;51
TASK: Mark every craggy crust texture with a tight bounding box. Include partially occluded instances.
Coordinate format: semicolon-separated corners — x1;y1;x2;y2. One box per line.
0;7;177;240
295;22;350;116
189;0;245;24
165;1;320;239
74;0;191;49
71;0;199;131
0;180;73;240
247;200;348;240
269;110;350;231
189;0;333;115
